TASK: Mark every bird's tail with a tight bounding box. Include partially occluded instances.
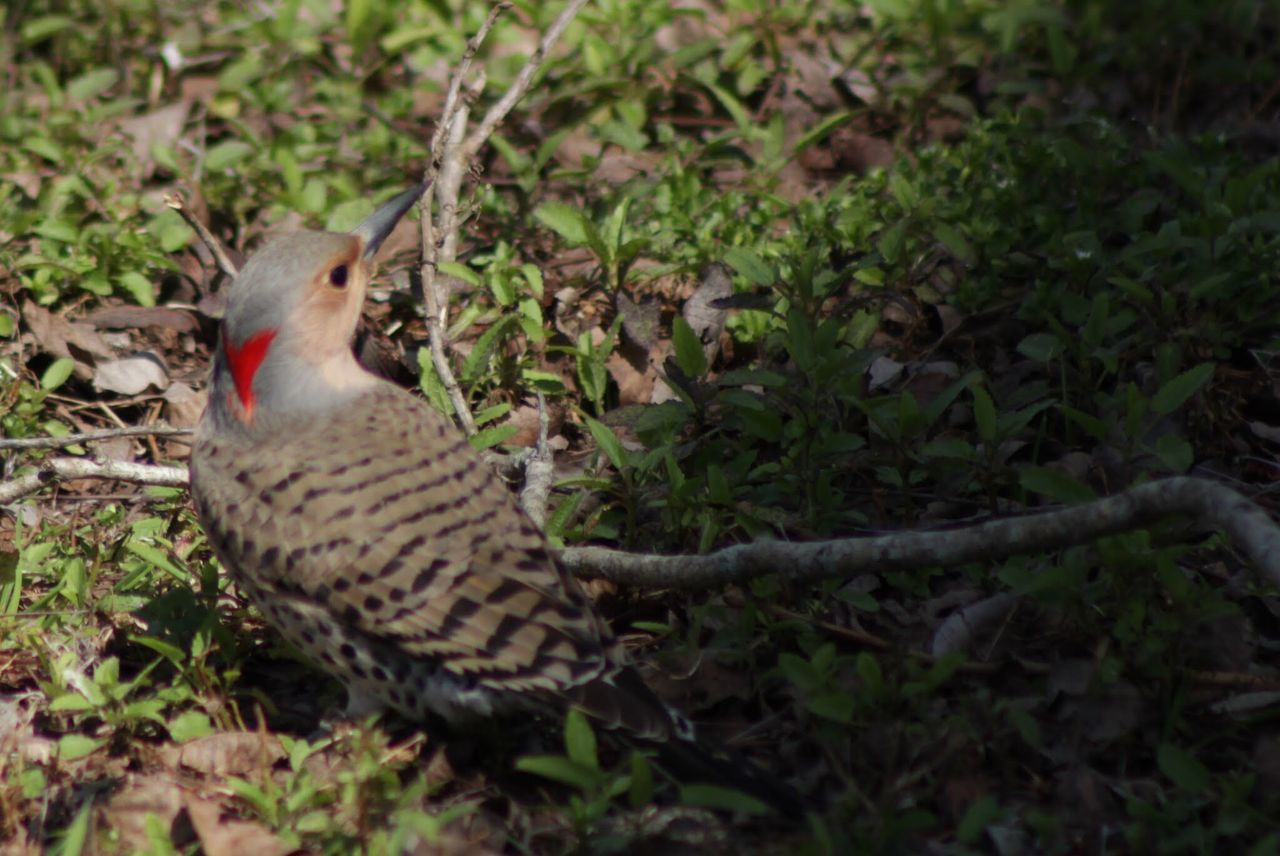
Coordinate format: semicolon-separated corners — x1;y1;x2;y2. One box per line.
562;667;806;815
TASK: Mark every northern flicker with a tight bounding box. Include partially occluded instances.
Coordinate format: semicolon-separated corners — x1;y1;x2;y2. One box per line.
189;185;798;810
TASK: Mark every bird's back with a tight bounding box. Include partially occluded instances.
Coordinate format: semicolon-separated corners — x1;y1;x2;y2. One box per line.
192;381;674;737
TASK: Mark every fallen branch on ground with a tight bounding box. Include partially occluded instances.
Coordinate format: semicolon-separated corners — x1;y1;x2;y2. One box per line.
0;425;192;451
3;465;1276;597
558;477;1280;590
0;458;188;505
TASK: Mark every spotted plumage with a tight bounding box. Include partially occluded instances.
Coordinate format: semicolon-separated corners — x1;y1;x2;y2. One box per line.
189;184;797;810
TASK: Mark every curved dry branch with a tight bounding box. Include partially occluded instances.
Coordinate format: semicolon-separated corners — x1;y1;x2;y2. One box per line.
0;458;189;505
559;477;1280;590
0;425;192;451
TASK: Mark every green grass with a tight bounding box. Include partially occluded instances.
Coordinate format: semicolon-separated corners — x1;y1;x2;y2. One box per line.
5;0;1280;852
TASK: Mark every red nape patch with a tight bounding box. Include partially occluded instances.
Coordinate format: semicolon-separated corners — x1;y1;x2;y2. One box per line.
223;329;277;421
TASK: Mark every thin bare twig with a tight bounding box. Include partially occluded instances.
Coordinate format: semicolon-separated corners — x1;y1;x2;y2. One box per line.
0;425;192;451
560;477;1280;591
0;458;188;505
459;0;592;162
164;193;238;279
418;0;588;437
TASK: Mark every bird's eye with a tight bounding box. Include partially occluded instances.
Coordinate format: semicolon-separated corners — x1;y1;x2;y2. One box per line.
329;264;349;288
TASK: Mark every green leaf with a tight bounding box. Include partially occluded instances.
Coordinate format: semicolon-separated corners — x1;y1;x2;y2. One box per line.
956;795;1003;844
1019;466;1094;504
21;15;75;44
1157;743;1210;793
514;755;600;791
169;710;214;743
723;247;774;286
972;386;997;444
437;261;482;287
461;315;518;383
629;752;654;808
1017;332;1063;363
205;141;254;172
66;67;118;102
41;357;76;391
931;222;975;265
117;272;156;307
57;734;104;761
59;798;93;856
678;783;769;816
585;417;627;471
564;709;598;770
1151;362;1214;415
533;202;589;246
125;541;187;582
671;316;707;377
467;423;519;452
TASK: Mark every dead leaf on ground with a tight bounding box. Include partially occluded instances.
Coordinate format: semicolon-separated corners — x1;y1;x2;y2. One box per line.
93;353;170;395
161;731;286;777
118;102;190;178
22;302;114;380
104;775;193;853
184;792;294;856
87;305;199;333
684;263;732;367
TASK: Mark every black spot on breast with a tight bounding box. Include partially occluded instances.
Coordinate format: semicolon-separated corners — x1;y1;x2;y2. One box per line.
342;605;360;624
340;643;357;660
370;665;387;681
333;577;352;593
259;546;279;567
364;595;383;612
356;571;374;585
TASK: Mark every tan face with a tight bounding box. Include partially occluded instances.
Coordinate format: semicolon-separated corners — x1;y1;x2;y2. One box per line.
290;234;370;364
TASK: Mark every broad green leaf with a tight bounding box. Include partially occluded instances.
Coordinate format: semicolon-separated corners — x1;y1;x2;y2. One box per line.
723;247;774;286
585;418;627;471
437;261;482;287
467;423;518;452
1017;333;1063;363
1019;466;1094;504
1157;743;1210;793
1151;362;1214;415
461;315;518;383
66;67;118;102
117;271;155;307
973;386;997;444
41;358;76;391
514;755;600;791
57;734;104;761
169;710;214;743
671;316;707;377
678;783;769;816
564;709;598;770
533;202;589;246
21;15;74;43
205;140;254;172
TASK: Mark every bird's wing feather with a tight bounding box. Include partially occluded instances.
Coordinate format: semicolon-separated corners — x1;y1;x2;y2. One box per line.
203;385;615;694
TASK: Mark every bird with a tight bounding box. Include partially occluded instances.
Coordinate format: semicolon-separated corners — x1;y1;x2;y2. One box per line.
188;184;800;811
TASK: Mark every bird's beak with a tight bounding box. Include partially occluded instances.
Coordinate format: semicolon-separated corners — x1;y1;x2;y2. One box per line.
352;181;430;260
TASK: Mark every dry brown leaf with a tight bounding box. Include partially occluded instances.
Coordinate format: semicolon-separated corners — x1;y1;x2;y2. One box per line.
184;792;294;856
93;353;170;395
104;775;192;853
683;263;732;367
118;102;190;177
87;305;199;333
21;301;114;380
161;731;286;777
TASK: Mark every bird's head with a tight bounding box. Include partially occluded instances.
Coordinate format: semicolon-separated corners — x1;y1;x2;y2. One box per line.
212;183;425;424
